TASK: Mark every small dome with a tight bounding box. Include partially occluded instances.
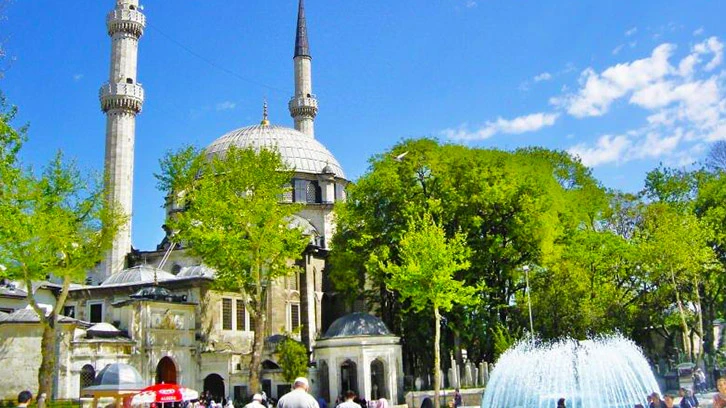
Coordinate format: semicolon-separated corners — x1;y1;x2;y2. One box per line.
101;265;175;286
84;363;144;391
87;322;121;338
321;163;335;174
324;312;391;338
177;265;216;279
206;124;345;179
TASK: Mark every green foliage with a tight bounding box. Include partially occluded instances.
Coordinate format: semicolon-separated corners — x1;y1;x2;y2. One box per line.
156;145;309;393
380;211;476;313
0;98;123;399
276;336;309;383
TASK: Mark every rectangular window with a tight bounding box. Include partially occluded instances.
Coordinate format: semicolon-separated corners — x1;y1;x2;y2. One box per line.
89;303;103;323
222;298;233;330
294;179;308;203
236;299;246;331
63;305;75;318
291;303;300;331
0;307;13;314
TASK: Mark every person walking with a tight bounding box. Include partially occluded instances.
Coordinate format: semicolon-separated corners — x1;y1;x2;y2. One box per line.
277;377;320;408
454;389;462;408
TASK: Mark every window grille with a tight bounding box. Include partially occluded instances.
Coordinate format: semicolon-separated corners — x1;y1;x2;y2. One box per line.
222;298;232;330
291;303;300;331
236;300;245;331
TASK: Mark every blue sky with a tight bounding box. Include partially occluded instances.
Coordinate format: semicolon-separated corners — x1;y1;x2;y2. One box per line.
2;1;725;251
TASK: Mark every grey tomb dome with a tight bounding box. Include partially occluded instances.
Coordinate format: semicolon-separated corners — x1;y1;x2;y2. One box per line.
206;123;345;179
323;312;392;338
100;265;175;287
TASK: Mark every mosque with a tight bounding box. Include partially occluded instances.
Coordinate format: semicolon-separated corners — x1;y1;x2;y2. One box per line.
0;0;403;403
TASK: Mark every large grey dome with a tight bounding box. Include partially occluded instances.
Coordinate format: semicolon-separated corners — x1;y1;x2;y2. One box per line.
206;123;345;178
324;312;391;338
100;265;175;286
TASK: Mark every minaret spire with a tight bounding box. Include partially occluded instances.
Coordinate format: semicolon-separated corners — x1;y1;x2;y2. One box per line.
289;0;318;138
294;0;310;58
98;0;146;283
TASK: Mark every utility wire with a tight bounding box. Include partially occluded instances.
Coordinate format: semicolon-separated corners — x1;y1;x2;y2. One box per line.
147;23;289;96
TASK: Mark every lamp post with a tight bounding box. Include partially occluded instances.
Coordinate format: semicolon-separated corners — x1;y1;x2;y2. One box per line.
523;265;534;334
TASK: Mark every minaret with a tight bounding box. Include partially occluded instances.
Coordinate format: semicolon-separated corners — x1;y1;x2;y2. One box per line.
99;0;145;281
289;0;318;138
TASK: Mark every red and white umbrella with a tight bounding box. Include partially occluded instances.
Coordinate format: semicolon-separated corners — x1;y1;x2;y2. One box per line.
132;383;199;405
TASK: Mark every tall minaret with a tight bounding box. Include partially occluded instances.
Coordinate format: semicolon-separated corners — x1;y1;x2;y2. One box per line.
99;0;145;282
289;0;318;138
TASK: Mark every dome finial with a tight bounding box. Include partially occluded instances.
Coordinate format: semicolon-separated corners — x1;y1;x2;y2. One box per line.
261;99;270;126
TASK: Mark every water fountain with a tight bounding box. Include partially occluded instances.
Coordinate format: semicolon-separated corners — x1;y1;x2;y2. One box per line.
481;334;660;408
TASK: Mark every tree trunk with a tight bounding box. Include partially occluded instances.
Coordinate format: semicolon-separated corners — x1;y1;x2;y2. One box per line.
38;315;57;399
248;287;268;395
693;277;705;364
670;268;692;360
434;306;441;408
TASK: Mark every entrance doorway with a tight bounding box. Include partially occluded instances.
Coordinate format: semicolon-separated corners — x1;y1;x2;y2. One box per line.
204;374;226;402
156;357;177;384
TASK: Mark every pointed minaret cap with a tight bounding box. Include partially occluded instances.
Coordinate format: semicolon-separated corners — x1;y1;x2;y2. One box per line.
260;100;270;126
294;0;310;58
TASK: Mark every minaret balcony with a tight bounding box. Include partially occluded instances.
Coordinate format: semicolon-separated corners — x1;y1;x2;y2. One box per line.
107;9;145;37
99;82;144;113
288;96;318;117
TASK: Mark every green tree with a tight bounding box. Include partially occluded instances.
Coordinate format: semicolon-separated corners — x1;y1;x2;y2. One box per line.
636;203;717;362
276;336;309;383
0;102;122;398
157;146;309;393
380;211;476;408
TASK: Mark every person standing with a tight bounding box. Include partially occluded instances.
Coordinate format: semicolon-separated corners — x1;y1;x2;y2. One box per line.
454;389;462;408
17;391;32;408
679;388;699;408
277;377;320;408
650;392;667;408
557;398;566;408
713;377;726;408
664;394;675;408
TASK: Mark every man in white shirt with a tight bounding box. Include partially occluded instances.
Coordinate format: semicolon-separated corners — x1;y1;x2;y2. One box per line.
277;377;320;408
336;391;359;408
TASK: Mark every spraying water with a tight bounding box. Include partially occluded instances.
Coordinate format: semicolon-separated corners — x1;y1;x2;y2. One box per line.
481;334;660;408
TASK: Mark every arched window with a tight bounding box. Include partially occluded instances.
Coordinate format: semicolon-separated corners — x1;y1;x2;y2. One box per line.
370;359;387;400
80;365;95;397
340;359;358;394
319;360;330;403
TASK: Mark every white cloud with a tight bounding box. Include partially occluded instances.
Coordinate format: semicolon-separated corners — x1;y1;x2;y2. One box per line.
534;72;552;82
569;134;631;167
612;44;625;55
444;112;559;141
693;27;705;36
552;43;676;117
625;27;638;37
465;0;477;7
558;37;726;167
73;74;84;81
215;101;236;111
